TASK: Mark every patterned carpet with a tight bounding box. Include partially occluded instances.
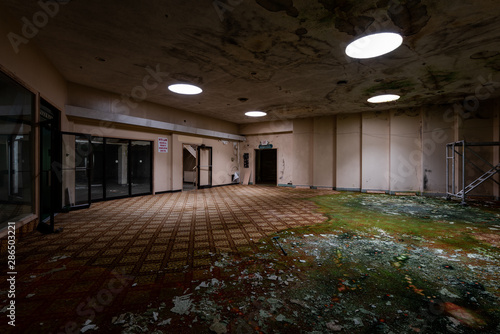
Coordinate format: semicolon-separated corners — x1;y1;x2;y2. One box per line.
0;185;338;333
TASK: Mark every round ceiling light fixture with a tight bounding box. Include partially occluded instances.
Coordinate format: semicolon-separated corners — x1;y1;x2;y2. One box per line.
367;94;401;103
245;111;267;117
168;83;203;95
345;32;403;59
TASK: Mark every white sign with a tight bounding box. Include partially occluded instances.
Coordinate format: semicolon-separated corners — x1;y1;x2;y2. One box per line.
158;137;168;153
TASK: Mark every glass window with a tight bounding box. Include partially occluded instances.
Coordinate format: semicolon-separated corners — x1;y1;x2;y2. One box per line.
0;71;35;228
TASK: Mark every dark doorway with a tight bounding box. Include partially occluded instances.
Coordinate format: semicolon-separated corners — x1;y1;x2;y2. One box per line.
255;149;277;185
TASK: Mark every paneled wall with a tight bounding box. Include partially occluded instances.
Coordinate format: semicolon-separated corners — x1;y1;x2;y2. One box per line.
240;102;500;197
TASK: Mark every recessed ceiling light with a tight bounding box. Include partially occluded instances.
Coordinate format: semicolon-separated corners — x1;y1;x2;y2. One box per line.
245;111;267;117
168;84;203;95
367;94;401;103
345;32;403;59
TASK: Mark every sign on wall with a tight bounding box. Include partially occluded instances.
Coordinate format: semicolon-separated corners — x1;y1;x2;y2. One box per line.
158;137;168;153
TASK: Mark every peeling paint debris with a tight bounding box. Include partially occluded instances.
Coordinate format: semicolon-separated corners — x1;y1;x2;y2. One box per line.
326;321;343;331
48;255;70;262
80;320;98;333
157;318;172;326
171;294;193;315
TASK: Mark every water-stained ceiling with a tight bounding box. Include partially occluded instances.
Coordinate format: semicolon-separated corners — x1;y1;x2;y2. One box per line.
3;0;500;123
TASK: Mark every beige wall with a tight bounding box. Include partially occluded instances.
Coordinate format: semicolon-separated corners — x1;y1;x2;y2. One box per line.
336;114;362;190
240;101;500;197
313;116;336;188
239;120;293;135
240;133;293;185
0;7;67;110
292;119;313;186
421;105;454;194
238;120;294;185
362;111;390;192
67;83;239;135
389;109;422;193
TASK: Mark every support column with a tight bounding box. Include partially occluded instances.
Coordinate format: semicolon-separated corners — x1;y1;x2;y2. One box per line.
292;118;313;187
336;114;361;191
313;116;334;188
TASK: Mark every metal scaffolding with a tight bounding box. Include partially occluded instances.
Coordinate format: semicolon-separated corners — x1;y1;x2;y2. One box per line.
446;141;500;204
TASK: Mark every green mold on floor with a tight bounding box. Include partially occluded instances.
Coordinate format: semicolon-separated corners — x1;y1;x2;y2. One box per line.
103;192;499;333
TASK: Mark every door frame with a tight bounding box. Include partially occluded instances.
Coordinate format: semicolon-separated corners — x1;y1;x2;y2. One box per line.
197;145;212;189
61;132;92;211
182;143;198;191
254;148;278;185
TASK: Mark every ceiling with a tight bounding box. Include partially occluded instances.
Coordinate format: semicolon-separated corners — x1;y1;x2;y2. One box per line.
3;0;500;124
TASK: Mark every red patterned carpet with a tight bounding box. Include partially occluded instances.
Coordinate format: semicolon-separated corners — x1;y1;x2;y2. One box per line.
0;185;337;333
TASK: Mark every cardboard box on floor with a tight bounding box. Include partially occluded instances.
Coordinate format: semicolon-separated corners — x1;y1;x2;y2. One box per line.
242;170;251;185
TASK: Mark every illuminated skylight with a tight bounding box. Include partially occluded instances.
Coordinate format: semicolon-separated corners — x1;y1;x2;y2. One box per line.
168;84;203;95
367;94;401;103
245;111;267;117
345;32;403;59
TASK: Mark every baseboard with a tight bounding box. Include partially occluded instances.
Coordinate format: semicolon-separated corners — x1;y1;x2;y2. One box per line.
155;189;182;195
336;187;362;192
212;183;239;188
362;189;387;194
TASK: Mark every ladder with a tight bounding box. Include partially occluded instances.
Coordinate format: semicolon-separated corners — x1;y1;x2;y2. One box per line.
456;163;500;197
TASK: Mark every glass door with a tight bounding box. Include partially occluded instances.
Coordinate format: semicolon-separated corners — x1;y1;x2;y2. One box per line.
197;145;212;189
61;132;92;211
91;137;104;201
131;140;152;195
105;138;130;199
